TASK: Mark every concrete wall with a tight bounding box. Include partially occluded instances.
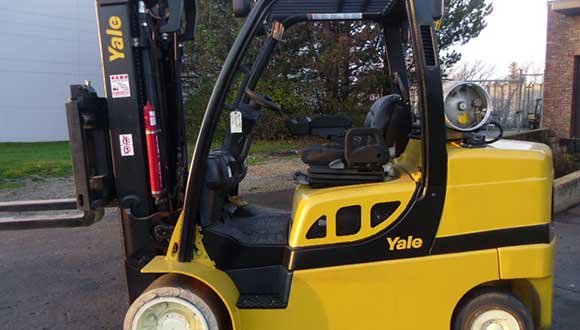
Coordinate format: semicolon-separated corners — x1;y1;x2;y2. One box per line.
0;1;104;142
555;170;580;213
544;3;580;138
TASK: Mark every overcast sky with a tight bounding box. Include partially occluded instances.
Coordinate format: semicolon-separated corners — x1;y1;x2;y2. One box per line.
456;0;549;76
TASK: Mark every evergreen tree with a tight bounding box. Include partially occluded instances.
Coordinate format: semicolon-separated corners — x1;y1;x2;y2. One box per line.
508;62;521;80
184;0;493;140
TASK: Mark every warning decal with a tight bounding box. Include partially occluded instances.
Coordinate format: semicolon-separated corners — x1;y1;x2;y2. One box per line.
110;74;131;98
119;134;135;157
230;110;243;134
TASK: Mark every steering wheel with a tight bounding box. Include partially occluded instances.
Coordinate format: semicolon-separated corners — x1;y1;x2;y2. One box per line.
245;89;281;112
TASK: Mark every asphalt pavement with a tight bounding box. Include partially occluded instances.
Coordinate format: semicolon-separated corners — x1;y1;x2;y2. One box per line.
0;198;579;330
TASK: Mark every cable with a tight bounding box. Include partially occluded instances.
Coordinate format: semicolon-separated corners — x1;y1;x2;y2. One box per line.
485;121;504;145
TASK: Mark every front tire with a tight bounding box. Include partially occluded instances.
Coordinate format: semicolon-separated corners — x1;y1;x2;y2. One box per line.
453;290;534;330
124;274;225;330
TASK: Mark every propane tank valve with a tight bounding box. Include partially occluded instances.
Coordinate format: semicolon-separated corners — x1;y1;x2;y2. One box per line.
442;81;503;146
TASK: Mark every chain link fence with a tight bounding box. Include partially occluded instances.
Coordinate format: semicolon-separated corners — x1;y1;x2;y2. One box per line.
467;72;544;133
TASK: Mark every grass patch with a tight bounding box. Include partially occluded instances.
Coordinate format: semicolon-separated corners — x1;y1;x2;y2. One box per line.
207;139;304;165
248;140;303;165
250;140;302;154
0;142;72;186
0;139;306;186
0;181;23;190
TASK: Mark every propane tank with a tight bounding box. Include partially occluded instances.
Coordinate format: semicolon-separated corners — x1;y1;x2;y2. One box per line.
442;81;492;132
144;101;164;200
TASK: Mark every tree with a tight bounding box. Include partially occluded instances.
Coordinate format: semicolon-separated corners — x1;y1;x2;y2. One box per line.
451;60;497;81
508;62;521;80
183;0;494;140
506;62;540;80
438;0;494;70
260;0;493;128
182;0;243;140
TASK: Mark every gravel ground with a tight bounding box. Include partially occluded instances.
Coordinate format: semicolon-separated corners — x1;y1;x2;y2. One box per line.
0;157;305;204
240;157;306;193
0;178;75;202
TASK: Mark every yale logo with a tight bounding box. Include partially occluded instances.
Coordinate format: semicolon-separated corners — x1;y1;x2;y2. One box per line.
387;235;423;251
106;16;125;62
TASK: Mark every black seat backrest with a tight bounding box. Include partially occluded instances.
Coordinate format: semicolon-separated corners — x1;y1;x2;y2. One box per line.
364;94;412;157
344;128;389;169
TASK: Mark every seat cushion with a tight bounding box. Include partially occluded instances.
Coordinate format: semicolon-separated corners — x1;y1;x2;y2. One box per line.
300;144;344;166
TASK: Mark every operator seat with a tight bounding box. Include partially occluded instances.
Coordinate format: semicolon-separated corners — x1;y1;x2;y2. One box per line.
300;94;411;168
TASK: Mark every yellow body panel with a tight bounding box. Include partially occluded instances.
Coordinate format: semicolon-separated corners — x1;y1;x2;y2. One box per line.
498;241;556;330
145;248;504;330
393;138;422;181
240;249;499;330
528;277;554;330
143;241;555;330
290;176;415;248
140;138;555;329
438;140;553;237
147;215;242;328
498;241;555;279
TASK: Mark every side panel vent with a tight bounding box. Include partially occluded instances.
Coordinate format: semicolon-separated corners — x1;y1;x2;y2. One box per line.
306;215;327;239
371;201;401;228
420;25;437;66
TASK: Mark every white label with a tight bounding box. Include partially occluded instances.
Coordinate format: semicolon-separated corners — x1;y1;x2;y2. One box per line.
230;111;243;134
149;111;157;127
110;74;131;98
119;134;135;157
310;13;363;20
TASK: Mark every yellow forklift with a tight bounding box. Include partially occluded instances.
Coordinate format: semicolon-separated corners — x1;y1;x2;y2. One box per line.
0;0;554;329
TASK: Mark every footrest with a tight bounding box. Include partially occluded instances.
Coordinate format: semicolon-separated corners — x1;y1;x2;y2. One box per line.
237;295;287;309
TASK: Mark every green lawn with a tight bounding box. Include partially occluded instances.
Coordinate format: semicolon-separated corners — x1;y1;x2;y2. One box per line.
0;140;303;189
0;142;72;189
248;140;302;164
250;140;302;154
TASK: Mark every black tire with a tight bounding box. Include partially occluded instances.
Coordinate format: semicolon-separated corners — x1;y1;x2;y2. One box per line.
124;274;229;330
453;290;534;330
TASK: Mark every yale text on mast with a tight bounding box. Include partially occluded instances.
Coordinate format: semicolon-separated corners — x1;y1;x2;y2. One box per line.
106;16;125;62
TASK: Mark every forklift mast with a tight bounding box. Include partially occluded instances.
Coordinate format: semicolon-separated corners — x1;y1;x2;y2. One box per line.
0;0;447;303
0;0;197;300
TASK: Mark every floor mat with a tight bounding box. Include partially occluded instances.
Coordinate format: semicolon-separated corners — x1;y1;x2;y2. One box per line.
208;207;290;245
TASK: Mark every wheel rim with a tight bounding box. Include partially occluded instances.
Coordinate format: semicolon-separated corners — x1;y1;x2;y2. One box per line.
132;297;209;330
470;309;521;330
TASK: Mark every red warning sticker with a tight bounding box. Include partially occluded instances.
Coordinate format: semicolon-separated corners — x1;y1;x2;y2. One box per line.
110;74;131;98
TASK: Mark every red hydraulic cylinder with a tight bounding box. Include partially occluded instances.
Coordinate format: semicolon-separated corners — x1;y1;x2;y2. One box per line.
143;101;164;199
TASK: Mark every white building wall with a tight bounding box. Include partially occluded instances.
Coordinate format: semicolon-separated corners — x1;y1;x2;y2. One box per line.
0;0;104;142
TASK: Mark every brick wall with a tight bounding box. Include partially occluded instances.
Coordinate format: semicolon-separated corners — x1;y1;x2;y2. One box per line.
544;5;580;138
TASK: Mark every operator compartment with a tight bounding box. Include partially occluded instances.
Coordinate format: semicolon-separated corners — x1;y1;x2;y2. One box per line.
286;92;418;248
438;140;554;237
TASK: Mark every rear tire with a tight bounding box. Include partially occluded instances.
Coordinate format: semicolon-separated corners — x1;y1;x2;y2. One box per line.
124;274;227;330
453;290;534;330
